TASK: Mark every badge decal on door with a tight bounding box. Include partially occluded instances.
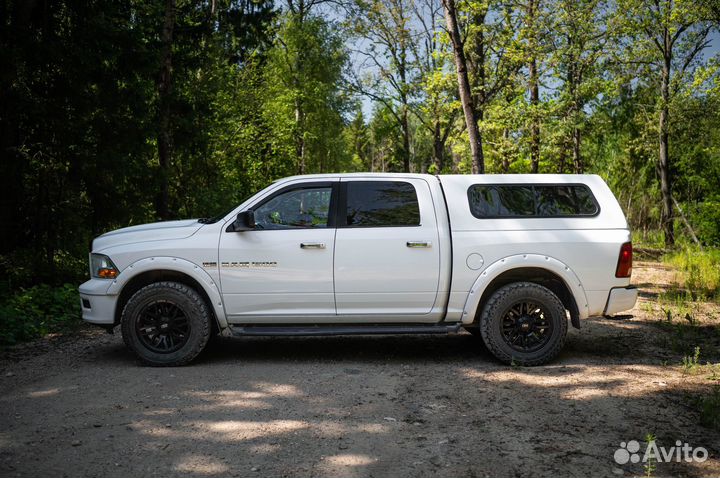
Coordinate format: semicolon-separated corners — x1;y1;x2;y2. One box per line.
220;261;278;268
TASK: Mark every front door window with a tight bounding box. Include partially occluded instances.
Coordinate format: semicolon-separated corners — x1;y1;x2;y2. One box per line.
254;188;332;230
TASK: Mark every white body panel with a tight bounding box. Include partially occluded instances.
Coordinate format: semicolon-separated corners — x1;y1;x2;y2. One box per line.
334;177;441;318
438;174;632;321
79;173;635;331
219;228;336;318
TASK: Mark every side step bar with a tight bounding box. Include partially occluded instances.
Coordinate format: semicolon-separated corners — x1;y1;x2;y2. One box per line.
229;323;462;337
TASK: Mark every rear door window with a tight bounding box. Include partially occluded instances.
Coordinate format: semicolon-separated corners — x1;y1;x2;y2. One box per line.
344;181;420;227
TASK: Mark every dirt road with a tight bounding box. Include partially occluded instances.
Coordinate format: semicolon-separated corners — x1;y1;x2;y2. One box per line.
1;263;719;477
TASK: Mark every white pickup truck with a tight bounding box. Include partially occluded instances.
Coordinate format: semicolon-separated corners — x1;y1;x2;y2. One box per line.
79;173;637;366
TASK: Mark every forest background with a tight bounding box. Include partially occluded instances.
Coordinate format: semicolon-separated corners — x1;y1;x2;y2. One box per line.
2;0;720;343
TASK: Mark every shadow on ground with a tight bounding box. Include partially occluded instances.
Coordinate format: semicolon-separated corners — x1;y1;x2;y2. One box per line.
1;314;719;477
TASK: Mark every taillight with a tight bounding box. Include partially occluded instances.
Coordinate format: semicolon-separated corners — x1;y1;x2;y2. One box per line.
615;242;632;278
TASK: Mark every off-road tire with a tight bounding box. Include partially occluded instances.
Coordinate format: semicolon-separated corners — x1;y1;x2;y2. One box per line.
479;282;567;366
120;281;211;366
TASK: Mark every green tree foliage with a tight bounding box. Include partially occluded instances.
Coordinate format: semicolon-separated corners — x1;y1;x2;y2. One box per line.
1;0;159;281
415;0;460;173
349;0;420;172
0;0;351;289
2;0;720;308
263;11;350;174
614;0;714;246
344;106;372;170
546;0;610;173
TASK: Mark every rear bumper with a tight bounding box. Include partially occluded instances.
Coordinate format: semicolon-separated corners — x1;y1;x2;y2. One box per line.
604;286;638;315
79;279;118;325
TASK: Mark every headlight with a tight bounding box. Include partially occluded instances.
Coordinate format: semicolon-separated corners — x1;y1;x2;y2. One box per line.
90;253;119;279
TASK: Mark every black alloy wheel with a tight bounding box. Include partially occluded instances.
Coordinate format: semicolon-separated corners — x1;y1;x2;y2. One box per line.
479;282;568;366
121;281;212;366
135;300;191;354
499;300;553;353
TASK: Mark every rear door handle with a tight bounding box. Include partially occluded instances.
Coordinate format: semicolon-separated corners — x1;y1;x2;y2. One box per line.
406;241;432;248
300;242;326;249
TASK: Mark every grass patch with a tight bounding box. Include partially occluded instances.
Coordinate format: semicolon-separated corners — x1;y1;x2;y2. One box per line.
653;306;720;358
663;247;720;300
632;230;666;250
0;284;82;346
682;346;702;374
699;385;720;430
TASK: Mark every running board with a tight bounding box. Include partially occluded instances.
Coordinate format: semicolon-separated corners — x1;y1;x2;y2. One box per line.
229;323;462;337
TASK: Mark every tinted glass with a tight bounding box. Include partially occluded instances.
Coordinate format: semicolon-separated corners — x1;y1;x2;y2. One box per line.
346;181;420;227
254;187;332;229
468;184;598;218
468;185;535;217
536;185;598;216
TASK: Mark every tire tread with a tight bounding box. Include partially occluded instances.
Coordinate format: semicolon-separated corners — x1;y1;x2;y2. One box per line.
120;281;211;367
479;282;567;366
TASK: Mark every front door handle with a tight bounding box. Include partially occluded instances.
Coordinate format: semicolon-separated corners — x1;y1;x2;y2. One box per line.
300;242;326;249
406;241;432;248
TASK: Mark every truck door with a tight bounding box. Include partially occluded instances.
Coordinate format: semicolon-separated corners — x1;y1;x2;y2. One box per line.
333;178;441;317
219;181;338;320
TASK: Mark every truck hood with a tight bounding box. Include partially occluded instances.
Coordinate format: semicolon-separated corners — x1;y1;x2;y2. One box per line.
92;219;203;252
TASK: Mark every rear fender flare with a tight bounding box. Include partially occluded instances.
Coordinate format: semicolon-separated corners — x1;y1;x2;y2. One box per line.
460;254;590;325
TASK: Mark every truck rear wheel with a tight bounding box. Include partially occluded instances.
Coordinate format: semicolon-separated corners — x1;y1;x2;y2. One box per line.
120;281;211;366
479;282;567;366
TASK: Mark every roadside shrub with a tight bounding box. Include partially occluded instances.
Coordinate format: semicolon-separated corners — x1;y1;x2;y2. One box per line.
0;249;88;292
0;284;81;346
664;248;720;300
688;199;720;247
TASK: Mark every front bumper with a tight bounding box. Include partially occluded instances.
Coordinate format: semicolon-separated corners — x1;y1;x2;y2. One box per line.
79;279;118;325
604;286;638;315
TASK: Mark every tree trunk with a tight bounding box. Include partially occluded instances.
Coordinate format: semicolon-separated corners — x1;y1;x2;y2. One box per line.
295;99;306;174
567;52;583;174
529;56;540;174
659;31;674;247
502;128;511;173
572;127;582;173
433;121;445;172
557;138;567;173
441;0;484;174
157;0;175;221
398;33;411;174
401;105;410;172
526;0;540;174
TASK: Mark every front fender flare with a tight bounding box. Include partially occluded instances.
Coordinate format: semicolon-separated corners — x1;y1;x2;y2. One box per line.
106;257;228;330
460;254;590;325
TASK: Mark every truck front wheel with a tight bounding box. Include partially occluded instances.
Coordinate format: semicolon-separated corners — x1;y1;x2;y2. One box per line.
120;281;211;366
479;282;567;366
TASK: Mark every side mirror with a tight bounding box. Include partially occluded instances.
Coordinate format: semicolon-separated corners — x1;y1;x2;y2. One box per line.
226;210;255;232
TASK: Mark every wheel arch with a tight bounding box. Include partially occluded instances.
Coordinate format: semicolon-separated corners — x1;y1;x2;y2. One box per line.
461;254;589;329
107;257;228;333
